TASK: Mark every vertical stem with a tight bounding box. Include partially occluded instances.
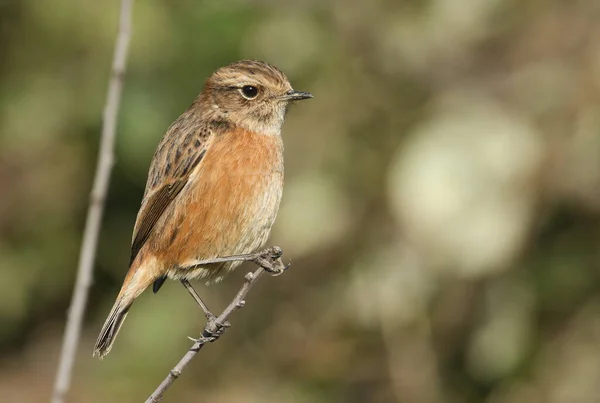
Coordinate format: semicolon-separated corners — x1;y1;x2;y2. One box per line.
51;1;134;402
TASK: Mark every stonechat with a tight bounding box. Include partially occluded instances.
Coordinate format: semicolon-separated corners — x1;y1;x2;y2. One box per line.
93;60;312;358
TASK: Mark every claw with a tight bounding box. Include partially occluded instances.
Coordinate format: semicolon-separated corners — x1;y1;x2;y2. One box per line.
202;318;230;340
187;335;216;344
266;257;289;276
267;265;285;276
253;254;287;275
252;246;287;274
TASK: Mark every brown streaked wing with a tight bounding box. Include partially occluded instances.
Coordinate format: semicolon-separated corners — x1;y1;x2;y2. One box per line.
129;179;187;266
129;118;210;267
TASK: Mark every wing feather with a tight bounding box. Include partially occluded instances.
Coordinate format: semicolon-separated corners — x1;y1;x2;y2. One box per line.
129;113;211;267
129;179;188;266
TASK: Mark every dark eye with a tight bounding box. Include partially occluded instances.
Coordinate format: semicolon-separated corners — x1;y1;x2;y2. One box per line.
241;85;259;99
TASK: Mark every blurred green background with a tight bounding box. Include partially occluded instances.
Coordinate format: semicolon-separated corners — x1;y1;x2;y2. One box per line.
2;0;600;402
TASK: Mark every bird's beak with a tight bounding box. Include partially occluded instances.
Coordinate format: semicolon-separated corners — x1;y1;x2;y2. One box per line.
282;90;313;101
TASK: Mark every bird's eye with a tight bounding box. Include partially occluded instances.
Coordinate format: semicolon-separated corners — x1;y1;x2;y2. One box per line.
240;85;259;99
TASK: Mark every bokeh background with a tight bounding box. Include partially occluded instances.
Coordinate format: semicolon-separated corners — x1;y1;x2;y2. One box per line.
2;0;600;402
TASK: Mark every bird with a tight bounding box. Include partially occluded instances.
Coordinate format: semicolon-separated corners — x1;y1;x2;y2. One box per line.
93;60;312;358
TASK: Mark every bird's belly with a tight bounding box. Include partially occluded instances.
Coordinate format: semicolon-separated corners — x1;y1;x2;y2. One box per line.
186;170;282;281
164;169;283;282
209;171;283;257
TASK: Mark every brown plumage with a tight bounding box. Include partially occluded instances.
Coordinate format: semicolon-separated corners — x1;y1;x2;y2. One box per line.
93;60;312;358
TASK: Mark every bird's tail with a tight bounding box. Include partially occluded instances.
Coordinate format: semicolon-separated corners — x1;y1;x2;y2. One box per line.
93;295;132;359
93;266;155;359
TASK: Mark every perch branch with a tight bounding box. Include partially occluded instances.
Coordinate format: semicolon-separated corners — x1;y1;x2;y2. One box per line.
145;246;289;403
51;1;134;402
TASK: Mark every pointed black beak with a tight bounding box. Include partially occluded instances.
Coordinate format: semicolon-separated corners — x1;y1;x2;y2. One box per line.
282;90;313;101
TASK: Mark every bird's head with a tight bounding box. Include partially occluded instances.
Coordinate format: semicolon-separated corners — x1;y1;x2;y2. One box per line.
200;60;312;135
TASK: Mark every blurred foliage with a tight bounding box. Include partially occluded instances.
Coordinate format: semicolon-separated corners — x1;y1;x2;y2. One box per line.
1;0;600;402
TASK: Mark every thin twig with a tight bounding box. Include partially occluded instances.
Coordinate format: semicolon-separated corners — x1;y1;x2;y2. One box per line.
146;248;288;402
51;1;134;402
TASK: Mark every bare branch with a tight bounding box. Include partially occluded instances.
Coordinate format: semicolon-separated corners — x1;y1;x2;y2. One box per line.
145;247;288;403
51;1;134;402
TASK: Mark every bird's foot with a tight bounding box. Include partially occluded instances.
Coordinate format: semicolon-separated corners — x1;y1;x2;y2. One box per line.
204;311;230;331
188;318;230;344
253;246;290;276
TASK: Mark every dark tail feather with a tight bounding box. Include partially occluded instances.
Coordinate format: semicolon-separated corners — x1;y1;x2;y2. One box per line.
93;298;132;359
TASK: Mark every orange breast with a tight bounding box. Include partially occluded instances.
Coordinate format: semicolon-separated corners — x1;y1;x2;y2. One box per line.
153;127;284;277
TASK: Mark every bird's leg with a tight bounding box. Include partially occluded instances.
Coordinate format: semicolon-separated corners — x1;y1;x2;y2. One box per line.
181;280;230;343
183;252;263;267
182;247;288;344
180;280;216;321
181;246;288;275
